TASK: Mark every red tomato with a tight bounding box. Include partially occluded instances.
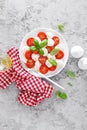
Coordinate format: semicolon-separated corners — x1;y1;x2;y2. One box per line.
39;65;48;74
55;50;64;59
46;46;54;53
37;32;47;41
26;58;35;68
33;50;39;54
25;50;32;59
52;36;60;46
38;56;48;65
49;66;57;71
26;38;34;46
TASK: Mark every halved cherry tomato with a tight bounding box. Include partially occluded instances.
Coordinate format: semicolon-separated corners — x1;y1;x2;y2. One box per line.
37;32;47;41
25;50;32;59
26;58;35;68
46;46;54;53
49;66;57;71
27;38;34;46
39;65;48;74
38;56;48;65
55;50;64;59
52;36;60;46
33;50;39;54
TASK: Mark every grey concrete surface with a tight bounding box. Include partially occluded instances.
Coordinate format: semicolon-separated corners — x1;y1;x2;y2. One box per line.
0;0;87;130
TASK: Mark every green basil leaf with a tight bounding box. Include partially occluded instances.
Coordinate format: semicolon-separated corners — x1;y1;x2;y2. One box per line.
67;82;73;86
39;49;44;55
34;39;40;49
30;46;37;51
50;48;59;56
58;24;64;31
55;90;67;100
48;58;57;66
40;39;48;48
67;70;76;79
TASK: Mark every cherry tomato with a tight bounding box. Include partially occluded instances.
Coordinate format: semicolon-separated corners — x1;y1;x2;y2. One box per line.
26;58;35;68
33;50;39;54
26;38;34;46
25;50;32;59
39;65;48;74
46;46;54;53
52;36;60;46
38;56;48;65
49;66;57;71
37;32;47;41
55;50;64;59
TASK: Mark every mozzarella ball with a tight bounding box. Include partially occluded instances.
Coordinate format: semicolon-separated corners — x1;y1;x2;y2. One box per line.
48;54;56;60
71;46;84;58
55;44;63;49
35;37;41;43
21;46;29;53
46;32;53;38
56;60;64;69
46;60;52;67
78;57;87;70
32;54;39;61
42;48;48;56
34;61;41;71
48;38;54;46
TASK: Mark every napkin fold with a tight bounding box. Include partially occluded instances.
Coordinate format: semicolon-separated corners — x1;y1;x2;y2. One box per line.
0;47;53;106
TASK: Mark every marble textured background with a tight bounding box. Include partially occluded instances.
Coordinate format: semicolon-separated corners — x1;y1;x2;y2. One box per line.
0;0;87;130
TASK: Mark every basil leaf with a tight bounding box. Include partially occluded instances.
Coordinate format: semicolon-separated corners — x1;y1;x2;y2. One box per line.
34;39;40;49
39;49;44;55
40;39;48;48
67;70;76;79
55;90;67;100
58;24;64;31
67;82;73;86
30;46;37;51
50;48;59;56
48;58;57;66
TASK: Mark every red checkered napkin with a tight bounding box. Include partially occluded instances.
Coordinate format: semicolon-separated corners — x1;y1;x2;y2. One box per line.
0;47;53;106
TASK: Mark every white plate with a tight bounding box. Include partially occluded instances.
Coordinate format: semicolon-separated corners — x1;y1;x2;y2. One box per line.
19;28;69;77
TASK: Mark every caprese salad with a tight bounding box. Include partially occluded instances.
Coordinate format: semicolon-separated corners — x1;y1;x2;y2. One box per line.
21;31;64;74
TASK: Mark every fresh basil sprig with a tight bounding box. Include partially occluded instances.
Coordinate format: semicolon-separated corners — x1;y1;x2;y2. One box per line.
39;49;44;55
58;24;64;31
30;46;37;51
40;39;48;48
34;39;40;49
55;90;67;99
67;70;76;79
50;48;59;56
48;58;57;66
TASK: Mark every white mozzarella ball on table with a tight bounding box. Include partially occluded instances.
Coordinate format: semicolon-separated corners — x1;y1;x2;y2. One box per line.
32;54;39;61
78;57;87;70
42;48;48;56
46;60;52;67
46;32;53;38
48;54;56;60
34;61;41;71
21;46;29;63
48;38;54;46
35;37;41;43
71;46;84;58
